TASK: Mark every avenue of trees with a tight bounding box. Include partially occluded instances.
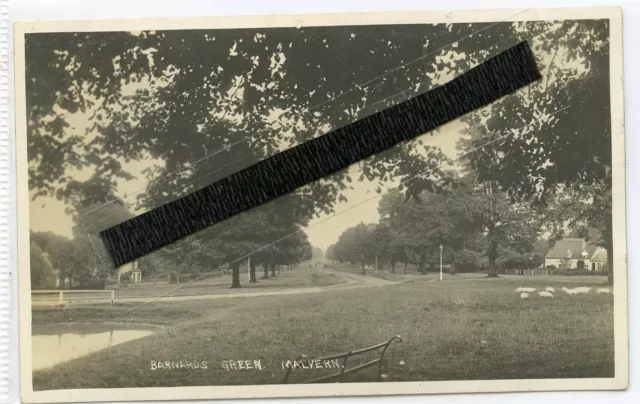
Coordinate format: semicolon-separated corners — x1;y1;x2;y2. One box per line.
326;182;545;276
30;202;315;289
26;19;613;287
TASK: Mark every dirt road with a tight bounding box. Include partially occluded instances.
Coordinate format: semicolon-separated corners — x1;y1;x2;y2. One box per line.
114;266;398;305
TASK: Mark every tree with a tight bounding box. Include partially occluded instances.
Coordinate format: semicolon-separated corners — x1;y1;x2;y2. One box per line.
333;223;376;274
26;22;521;204
460;182;539;277
376;191;411;273
368;224;394;272
27;22;520;285
458;20;612;281
41;236;97;288
30;242;57;289
311;247;324;262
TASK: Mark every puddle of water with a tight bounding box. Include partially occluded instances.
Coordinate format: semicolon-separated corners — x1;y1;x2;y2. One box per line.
32;324;155;371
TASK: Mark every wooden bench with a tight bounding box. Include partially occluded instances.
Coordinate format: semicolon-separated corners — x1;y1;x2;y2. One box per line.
282;335;402;384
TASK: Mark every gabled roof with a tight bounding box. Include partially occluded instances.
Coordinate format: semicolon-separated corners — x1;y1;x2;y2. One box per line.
591;249;608;263
545;238;599;260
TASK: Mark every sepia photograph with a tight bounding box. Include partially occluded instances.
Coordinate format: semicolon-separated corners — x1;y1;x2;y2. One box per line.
14;6;627;403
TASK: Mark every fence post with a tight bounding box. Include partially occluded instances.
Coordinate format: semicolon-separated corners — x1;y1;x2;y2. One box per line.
58;291;63;305
111;290;115;306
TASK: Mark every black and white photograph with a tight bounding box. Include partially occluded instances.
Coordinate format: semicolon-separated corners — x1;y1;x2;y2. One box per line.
14;6;627;403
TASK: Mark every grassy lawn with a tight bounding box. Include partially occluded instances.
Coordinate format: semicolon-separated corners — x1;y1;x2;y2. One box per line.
32;275;614;390
329;263;610;284
114;266;345;298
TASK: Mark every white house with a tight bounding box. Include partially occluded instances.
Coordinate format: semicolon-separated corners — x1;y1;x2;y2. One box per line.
117;260;142;283
544;238;607;272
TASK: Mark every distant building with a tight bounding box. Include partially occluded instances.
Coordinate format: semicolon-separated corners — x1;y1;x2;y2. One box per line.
117;260;142;283
544;238;607;272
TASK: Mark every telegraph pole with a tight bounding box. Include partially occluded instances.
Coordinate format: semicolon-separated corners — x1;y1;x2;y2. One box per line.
439;244;444;281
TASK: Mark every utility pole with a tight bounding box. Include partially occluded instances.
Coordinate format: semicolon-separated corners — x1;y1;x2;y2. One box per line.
247;257;251;282
375;256;378;274
439;244;444;281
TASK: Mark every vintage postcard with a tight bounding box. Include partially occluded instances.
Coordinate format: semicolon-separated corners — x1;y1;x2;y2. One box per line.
14;6;627;403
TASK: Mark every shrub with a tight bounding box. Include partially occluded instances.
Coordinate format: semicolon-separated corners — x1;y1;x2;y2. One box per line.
455;249;483;272
551;269;597;276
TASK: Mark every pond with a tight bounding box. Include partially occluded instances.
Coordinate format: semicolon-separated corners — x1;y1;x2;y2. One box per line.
32;323;156;371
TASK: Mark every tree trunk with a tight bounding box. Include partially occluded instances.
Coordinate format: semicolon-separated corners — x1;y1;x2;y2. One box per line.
391;260;396;273
59;269;66;289
230;262;241;288
262;263;269;279
606;245;613;285
487;241;499;277
361;261;366;275
270;263;276;277
249;261;258;283
404;262;408;275
419;253;426;275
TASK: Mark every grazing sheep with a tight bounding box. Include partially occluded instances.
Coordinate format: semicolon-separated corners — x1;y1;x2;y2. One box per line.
597;288;611;294
515;287;536;293
538;291;554;298
562;287;578;296
545;287;555;293
574;287;592;294
520;292;530;299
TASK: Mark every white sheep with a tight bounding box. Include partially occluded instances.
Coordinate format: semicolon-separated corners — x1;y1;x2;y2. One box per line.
574;287;592;294
597;288;611;294
515;287;536;293
545;287;555;293
538;291;554;298
520;292;530;299
562;286;579;296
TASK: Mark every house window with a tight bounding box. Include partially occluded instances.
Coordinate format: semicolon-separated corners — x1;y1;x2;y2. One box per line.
596;263;603;271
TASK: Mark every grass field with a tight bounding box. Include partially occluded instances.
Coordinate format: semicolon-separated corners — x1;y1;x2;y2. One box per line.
31;274;614;391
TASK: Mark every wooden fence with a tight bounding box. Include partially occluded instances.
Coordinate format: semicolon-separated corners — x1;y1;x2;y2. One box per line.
31;290;115;306
503;268;551;276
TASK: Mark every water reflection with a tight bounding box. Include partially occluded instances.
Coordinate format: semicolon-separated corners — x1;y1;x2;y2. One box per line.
32;324;155;371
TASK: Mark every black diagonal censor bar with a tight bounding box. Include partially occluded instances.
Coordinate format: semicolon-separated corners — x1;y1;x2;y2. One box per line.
100;41;541;267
